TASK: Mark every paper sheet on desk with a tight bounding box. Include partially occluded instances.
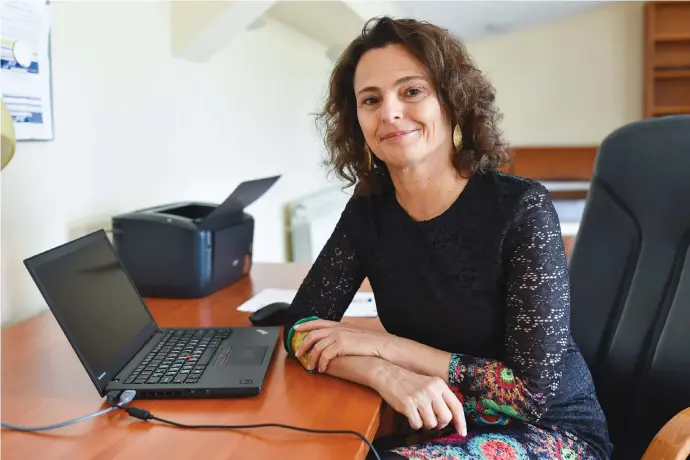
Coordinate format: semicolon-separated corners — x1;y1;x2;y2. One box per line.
237;288;378;317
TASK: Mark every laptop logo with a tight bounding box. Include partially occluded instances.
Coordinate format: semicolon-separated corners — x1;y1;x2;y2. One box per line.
98;372;106;380
256;329;268;335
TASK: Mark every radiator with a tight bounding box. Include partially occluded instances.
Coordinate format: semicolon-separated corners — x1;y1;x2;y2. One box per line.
286;186;353;263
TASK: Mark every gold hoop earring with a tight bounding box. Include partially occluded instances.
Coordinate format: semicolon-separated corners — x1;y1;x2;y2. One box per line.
365;144;373;170
453;124;463;150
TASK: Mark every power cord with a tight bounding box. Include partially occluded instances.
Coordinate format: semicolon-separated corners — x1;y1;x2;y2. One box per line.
107;391;382;460
0;390;137;432
2;389;381;459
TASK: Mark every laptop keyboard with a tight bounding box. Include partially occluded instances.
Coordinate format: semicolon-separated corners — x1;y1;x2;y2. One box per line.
124;329;230;385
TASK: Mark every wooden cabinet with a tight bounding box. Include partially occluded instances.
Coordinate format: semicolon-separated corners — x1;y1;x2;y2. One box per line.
563;235;576;259
644;1;690;118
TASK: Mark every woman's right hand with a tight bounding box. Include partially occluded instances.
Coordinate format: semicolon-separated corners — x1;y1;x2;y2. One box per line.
372;362;467;436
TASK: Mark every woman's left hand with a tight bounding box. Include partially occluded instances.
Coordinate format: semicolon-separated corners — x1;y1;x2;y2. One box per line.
293;320;391;373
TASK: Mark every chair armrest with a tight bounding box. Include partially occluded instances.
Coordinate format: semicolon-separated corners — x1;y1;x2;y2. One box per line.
642;407;690;460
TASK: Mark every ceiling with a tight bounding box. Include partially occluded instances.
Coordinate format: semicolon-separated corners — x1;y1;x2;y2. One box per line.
393;1;610;42
171;1;612;64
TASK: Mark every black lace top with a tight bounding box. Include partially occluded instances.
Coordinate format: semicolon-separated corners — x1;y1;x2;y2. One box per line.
283;170;612;458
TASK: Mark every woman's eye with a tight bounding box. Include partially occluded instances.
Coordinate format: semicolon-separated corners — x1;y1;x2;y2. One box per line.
362;97;379;105
405;87;423;97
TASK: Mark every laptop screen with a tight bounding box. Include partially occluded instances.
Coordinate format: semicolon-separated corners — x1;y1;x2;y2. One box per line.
24;230;158;396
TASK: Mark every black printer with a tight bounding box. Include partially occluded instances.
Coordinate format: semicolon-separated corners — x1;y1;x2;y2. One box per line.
111;176;280;298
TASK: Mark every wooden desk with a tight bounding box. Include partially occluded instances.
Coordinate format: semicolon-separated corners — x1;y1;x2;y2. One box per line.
1;263;383;460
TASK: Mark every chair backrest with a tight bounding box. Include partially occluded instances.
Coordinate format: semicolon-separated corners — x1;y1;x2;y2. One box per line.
568;115;690;459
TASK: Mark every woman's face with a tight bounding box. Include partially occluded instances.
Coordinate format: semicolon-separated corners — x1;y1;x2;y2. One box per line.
353;44;451;170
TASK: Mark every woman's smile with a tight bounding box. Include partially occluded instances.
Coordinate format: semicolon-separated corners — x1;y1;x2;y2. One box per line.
380;128;420;143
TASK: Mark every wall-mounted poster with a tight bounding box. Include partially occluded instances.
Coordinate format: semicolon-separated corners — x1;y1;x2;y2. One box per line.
1;0;53;141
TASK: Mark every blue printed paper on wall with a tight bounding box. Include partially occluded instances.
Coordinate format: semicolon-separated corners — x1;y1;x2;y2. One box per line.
0;0;53;141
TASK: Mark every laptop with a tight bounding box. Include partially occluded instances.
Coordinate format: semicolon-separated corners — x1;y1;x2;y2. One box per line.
23;229;280;399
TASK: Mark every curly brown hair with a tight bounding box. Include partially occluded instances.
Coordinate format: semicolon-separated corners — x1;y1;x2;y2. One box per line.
316;16;510;195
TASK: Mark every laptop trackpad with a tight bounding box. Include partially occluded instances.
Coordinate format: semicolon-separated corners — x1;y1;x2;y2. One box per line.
220;346;267;366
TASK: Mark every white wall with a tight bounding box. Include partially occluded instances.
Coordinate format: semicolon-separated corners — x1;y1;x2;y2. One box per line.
467;1;644;146
1;1;336;326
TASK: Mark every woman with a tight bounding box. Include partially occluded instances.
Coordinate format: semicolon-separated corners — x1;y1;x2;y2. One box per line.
283;16;612;460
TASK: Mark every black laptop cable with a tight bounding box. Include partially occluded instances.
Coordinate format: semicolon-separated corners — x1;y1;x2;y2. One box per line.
106;391;382;460
0;390;137;432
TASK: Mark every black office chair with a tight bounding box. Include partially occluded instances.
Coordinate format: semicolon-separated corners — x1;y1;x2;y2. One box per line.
569;115;690;460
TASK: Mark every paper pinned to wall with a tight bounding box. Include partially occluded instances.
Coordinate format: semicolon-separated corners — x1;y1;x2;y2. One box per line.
237;288;378;318
1;0;54;141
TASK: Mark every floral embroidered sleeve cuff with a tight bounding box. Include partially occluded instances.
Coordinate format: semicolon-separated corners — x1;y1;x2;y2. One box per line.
448;353;543;424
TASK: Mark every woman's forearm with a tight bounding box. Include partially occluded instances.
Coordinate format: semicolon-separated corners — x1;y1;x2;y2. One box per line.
324;355;389;389
381;335;453;384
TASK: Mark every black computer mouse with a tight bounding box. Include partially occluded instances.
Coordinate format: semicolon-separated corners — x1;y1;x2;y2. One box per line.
249;302;290;327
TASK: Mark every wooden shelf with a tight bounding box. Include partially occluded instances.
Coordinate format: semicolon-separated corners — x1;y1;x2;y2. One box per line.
653;106;690;116
644;2;690;118
655;33;690;42
655;69;690;79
